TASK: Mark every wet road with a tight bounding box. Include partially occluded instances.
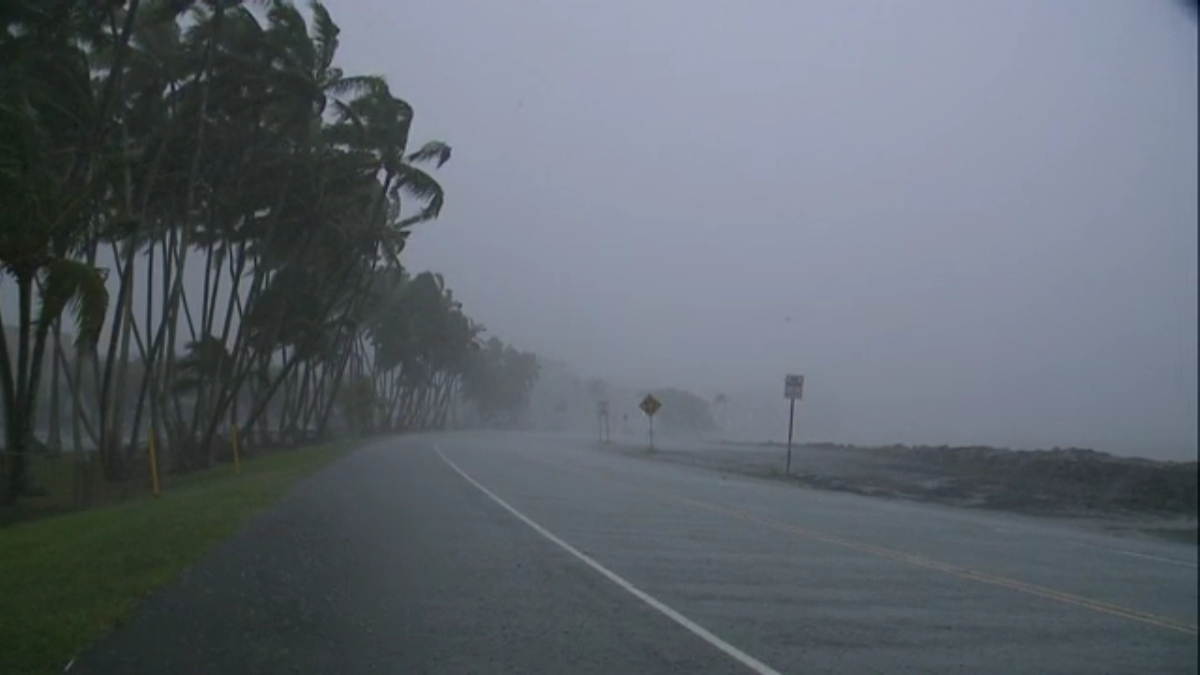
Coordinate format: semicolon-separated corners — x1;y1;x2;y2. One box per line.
75;432;1198;674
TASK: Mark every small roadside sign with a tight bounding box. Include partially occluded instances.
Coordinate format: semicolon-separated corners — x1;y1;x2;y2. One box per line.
639;394;662;451
596;400;611;444
784;374;805;400
783;374;805;474
639;394;661;417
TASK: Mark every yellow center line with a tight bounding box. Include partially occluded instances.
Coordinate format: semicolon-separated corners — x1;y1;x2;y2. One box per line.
514;449;1199;636
661;492;1198;636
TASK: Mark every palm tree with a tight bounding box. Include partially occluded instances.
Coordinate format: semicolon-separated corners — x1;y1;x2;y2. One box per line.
0;0;545;504
461;338;540;428
0;3;112;503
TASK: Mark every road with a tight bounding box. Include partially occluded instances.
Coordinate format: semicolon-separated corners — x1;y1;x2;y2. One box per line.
74;432;1198;674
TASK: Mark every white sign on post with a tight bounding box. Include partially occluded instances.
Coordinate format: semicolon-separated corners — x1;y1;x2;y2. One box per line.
784;374;805;400
783;373;805;474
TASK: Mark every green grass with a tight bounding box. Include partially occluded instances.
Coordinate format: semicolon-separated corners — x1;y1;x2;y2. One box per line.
0;441;359;675
4;444;248;527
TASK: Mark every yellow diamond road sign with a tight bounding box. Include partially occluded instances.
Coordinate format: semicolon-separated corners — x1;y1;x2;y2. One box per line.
639;394;662;417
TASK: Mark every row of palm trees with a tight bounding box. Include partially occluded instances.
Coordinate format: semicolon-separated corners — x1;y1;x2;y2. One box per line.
0;0;538;505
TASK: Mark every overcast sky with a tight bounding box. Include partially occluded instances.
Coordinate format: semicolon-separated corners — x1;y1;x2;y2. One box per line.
331;1;1197;457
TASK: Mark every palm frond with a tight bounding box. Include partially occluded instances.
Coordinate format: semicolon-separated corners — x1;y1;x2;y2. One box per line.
386;94;414;124
325;74;386;98
389;163;445;226
329;98;365;132
406;141;451;168
308;0;339;74
141;0;198;26
266;0;315;71
36;258;110;349
224;4;265;39
176;335;234;382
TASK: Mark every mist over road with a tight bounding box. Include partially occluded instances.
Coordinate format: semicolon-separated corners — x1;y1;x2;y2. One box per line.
75;432;1198;674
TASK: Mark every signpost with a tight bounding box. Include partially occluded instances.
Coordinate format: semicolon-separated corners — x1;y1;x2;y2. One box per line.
783;374;804;474
596;400;611;445
639;394;662;450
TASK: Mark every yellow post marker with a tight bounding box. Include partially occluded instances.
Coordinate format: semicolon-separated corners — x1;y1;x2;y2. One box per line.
148;430;161;497
232;424;241;475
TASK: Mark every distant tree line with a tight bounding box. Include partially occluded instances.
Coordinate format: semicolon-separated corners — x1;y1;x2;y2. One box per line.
0;0;537;505
646;388;717;436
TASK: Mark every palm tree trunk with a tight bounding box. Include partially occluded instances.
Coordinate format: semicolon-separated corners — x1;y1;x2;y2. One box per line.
162;0;226;464
238;354;304;442
3;271;34;504
96;239;136;478
70;347;88;508
200;243;215;339
125;233;160;462
109;241;138;475
48;321;62;452
315;339;354;439
56;340;99;446
0;299;16;500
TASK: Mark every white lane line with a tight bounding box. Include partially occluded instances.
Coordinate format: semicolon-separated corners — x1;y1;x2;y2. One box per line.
1063;540;1198;568
435;444;783;675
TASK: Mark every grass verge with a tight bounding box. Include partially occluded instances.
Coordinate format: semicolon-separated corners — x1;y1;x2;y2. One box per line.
0;441;359;675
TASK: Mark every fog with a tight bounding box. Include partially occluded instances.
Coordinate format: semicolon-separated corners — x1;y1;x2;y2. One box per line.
321;0;1200;459
4;2;1191;459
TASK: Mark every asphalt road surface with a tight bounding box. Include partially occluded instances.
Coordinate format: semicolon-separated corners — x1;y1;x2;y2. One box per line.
74;432;1198;674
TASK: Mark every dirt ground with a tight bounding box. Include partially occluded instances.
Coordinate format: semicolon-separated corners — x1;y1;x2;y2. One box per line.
613;439;1198;542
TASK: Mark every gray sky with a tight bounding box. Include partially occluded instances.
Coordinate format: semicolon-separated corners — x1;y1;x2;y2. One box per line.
330;0;1198;458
